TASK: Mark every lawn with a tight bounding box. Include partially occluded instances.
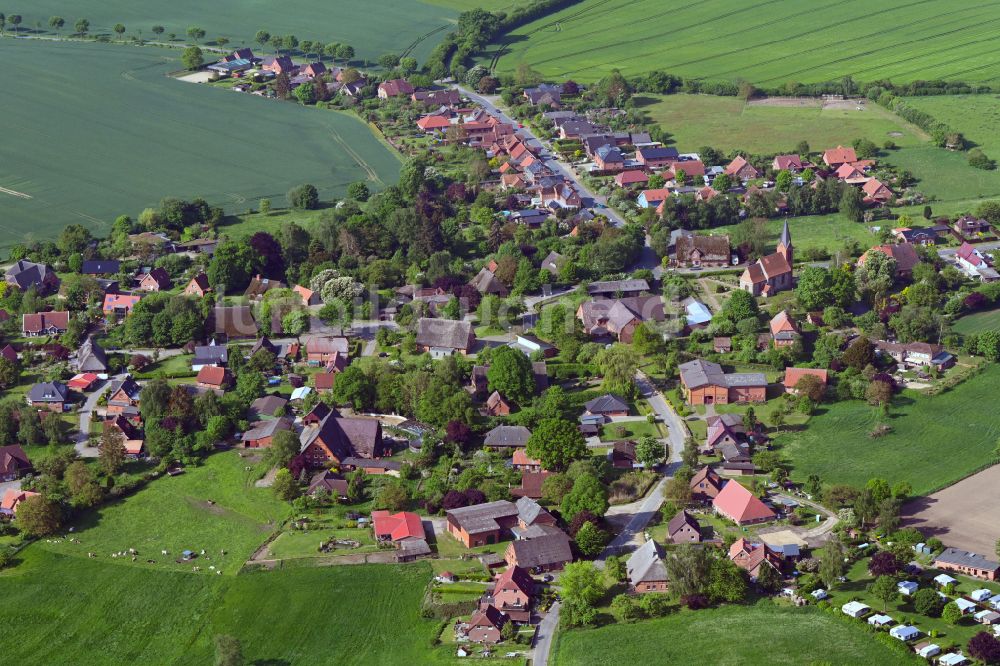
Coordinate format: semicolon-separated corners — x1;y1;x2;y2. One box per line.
7;0;456;64
953;308;1000;336
637;94;922;154
0;548;452;665
778;364;1000;496
135;353;195;378
0;39;401;254
551;602;911;665
888;144;1000;204
703;213;877;259
38;450;289;573
599;419;663;442
268;526;380;560
486;0;1000;84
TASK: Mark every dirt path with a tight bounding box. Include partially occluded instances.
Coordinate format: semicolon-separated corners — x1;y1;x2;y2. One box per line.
696;278;728;311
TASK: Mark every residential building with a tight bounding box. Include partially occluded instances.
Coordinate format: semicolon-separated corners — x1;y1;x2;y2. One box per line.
705;413;746;452
1;489;41;517
769;311;799;347
679;359;766;405
483;425;531;450
729;538;782;578
577;295;665;343
76;336;108;373
953;215;993;240
667;510;701;543
5;260;59;294
27;381;69;412
244;275;285;301
772;154;803;171
480;566;534;623
210;306;258;340
713;481;776;526
462;606;508;644
137;267;171;292
956;242;1000;282
504;525;572;572
192;341;228;371
103;293;142;318
583;393;629;417
377;78;414;98
674;234;731;268
184;273;211;297
635;146;679;169
106;376;141;414
415;318;475;356
609;440;639;469
874;341;955;370
81;260;121;275
23;311;70;336
196;365;232;391
299;411;385;467
823;145;858;167
241;418;293;448
724;155;761;181
447;500;520;548
484;391;512;416
586;279;649;297
690;466;724;501
857;243;920;279
307;471;349;499
626;539;668;593
934;548;1000;581
371;510;430;561
305;336;349;364
783;368;829;394
0;445;32;481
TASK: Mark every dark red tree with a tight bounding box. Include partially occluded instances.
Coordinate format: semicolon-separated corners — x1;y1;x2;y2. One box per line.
969;632;1000;664
442;490;468;511
249;232;285;279
868;550;901;576
444;420;473;450
463;489;486;505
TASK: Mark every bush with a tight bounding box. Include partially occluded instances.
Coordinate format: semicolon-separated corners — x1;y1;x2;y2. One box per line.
287;183;320;210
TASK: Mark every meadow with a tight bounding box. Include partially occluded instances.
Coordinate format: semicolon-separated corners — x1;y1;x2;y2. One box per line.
551;603;911;665
487;0;1000;84
952;308;1000;336
778;364;1000;496
704;213;877;259
637;94;922;154
905;95;1000;156
6;0;456;64
0;39;401;254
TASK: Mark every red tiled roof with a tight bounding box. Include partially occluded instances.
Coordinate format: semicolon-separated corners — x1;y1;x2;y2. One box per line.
713;481;776;524
196;365;229;387
512;448;541;467
103;293;142;312
67;373;99;390
823;145;857;165
783;367;828;388
614;170;648;186
371;510;424;541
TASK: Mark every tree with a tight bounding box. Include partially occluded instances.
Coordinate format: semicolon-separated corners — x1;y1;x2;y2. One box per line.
16;495;62;537
868;550;900;577
182;46;204;71
0;358;20;390
48;16;65;32
866;380;893;410
856;250;897;305
113;23;126;39
913;587;945;617
526;418;587;471
840;186;864;222
74;18;90;36
293;82;316;105
99;427;127;476
336;44;355;63
708;557;749;602
561;473;609;521
595;345;638;399
9;14;21;35
818;539;847;588
870;574;899;611
795;266;834;311
721;288;759;323
207;241;262;292
272;468;300;501
560;561;606;627
610;594;641;623
574;520;608;557
347;181;370;202
265;430;300;469
281;310;309;336
287;183;319;210
605;555;626;583
186;26;206;42
635;435;664;468
486;346;534;405
214;635;244;666
842;336;875;370
756;562;782;594
347;469;367;503
968;632;1000;665
374;481;409;511
152;25;165;38
666;545;711;599
942;600;963;626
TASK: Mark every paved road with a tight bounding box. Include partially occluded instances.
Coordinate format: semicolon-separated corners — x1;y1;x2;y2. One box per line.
636;371;686;471
76;374;128;457
457;85;625;227
531;601;561;666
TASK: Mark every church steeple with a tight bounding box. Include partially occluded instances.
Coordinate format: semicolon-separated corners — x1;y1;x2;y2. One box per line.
777;220;792;265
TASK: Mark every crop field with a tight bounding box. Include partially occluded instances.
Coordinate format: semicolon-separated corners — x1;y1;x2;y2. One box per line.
38;450;289;573
0;39;401;254
552;603;910;665
903;465;1000;556
778;364;1000;496
638;94;922;154
486;0;1000;84
0;549;447;665
7;0;456;64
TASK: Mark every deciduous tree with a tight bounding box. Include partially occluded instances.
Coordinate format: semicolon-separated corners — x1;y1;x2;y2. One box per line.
526;418;587;471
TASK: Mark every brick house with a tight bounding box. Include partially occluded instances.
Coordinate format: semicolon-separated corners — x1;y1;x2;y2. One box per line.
724;155;761;180
240;418;293;448
298;411;385;467
137;267;171;292
504;526;572;572
679;359;766;405
27;382;68;412
674;234;731;268
690;466;724;502
626;539;668;593
740;221;793;297
106;376;141;415
729;537;783;578
0;445;32;482
934;548;999;581
446;500;520;548
667;510;701;543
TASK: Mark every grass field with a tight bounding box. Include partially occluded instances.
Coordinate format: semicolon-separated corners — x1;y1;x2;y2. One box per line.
487;0;1000;84
704;213;877;258
6;0;456;64
551;603;911;665
953;308;1000;336
38;450;289;573
0;549;448;665
0;39;401;254
905;95;1000;156
638;94;923;154
778;364;1000;496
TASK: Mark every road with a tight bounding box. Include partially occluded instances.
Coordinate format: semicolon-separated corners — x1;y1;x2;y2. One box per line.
531;601;560;666
76;373;127;458
457;85;625;227
938;240;1000;260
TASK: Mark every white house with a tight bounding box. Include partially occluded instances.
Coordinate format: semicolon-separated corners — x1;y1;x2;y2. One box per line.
975;609;1000;625
971;588;993;602
934;573;958;588
889;625;919;641
917;644;941;658
842;601;870;618
939;653;967;666
898;581;919;596
955;598;978;615
811;589;828;600
989;594;1000;610
869;614;894;628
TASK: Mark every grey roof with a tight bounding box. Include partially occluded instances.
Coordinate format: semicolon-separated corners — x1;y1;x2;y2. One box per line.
936;547;1000;570
627;539;668;584
584;393;628;414
446;500;519;535
249;395;288;419
638;146;679;160
587;279;649;296
508;527;572;569
515;496;551;526
194;344;228;365
540;251;566;274
483;425;532;448
469;267;508;294
679;359;765;389
780;219;792;248
724;373;767;387
241;418;293;442
6;260;56;291
415;318;474;351
107;377;141;403
81;260;121;275
28;381;68;403
77;336;108;373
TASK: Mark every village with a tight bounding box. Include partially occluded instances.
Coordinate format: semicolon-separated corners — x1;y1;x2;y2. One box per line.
2;41;1000;666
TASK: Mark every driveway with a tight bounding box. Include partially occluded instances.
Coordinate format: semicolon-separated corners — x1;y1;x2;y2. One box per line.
635;371;686;471
75;373;126;458
531;601;560;666
0;478;22;496
457;85;625;227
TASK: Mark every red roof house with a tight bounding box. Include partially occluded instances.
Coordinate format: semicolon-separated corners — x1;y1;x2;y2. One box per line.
713;480;776;525
772;154;803;171
614;170;648;188
371;510;425;542
196;365;233;390
103;293;142;317
0;489;40;516
783;367;829;394
823;145;858;167
724;155;760;180
862;178;893;203
377;79;415;99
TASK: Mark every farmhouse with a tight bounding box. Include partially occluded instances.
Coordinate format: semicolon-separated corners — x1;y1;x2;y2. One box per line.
377;79;414;99
679;359;766;405
23;311;69;336
6;260;59;294
667;510;701;543
739;221;793;297
690;466;725;501
184;273;211;297
0;445;32;481
769;310;799;347
504;526;572;572
446;500;520;548
483;425;531;450
729;538;782;578
823;146;857;168
484;391;512;416
512;449;543;472
576;295;665;342
106;376;141;414
415;318;475;356
933;548;1000;581
674;234;731;268
0;489;40;517
241;418;293;448
857;243;920;279
713;480;776;525
299;411;385;467
479;566;535;623
627;539;669;593
137;267;171;292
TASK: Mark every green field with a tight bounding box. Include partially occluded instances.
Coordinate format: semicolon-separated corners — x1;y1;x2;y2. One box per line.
0;39;401;253
552;603;911;665
638;94;923;154
0;549;446;665
905;95;1000;156
704;213;877;258
6;0;456;63
487;0;1000;84
39;451;288;573
779;364;1000;496
952;308;1000;336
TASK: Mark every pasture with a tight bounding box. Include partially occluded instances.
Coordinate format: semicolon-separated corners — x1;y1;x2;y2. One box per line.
0;549;447;665
551;603;910;665
486;0;1000;84
953;308;1000;336
638;94;922;154
903;465;1000;556
905;95;1000;156
704;213;877;258
6;0;456;64
38;450;289;573
778;364;1000;496
0;39;401;254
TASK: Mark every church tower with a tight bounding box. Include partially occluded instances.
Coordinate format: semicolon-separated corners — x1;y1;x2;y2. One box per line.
777;220;793;265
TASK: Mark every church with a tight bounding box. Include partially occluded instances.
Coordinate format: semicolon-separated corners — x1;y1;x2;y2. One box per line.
739;221;793;297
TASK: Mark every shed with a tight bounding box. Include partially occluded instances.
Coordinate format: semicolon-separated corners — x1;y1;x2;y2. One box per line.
869;614;894;628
